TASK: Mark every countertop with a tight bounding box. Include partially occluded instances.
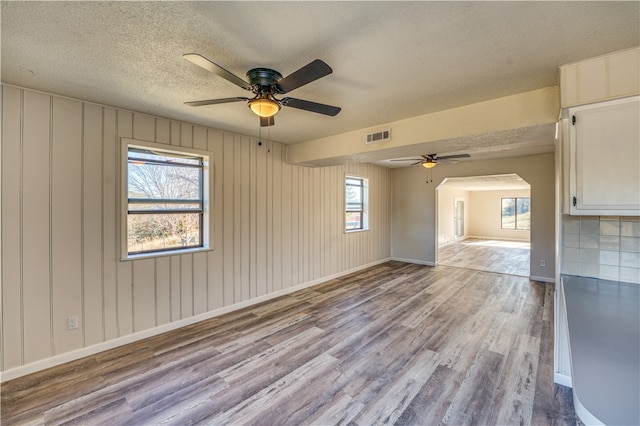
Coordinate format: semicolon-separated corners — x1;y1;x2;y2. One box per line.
562;275;639;426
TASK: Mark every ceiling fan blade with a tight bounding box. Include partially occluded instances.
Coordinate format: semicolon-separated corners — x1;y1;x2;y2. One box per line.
434;154;471;160
260;116;275;127
183;53;252;91
281;97;341;116
275;59;333;93
390;158;424;162
184;97;248;107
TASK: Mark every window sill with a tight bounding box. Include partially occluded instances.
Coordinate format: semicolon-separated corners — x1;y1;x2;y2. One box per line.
121;246;213;262
345;228;369;234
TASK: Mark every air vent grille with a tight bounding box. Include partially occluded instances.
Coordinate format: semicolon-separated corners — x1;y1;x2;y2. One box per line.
365;129;391;144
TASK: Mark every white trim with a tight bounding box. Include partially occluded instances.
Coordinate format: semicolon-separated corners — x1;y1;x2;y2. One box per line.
120;138;214;261
391;257;436;267
464;235;530;243
573;392;605;426
0;258;391;382
529;275;556;283
554;372;572;388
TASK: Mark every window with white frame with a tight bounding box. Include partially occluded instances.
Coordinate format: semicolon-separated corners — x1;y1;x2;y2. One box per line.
122;139;212;258
345;175;369;232
501;197;531;230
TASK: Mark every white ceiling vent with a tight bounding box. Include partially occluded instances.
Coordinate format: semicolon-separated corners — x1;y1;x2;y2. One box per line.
365;129;391;144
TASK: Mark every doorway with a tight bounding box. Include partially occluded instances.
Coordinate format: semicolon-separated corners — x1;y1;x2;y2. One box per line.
436;174;531;277
454;198;465;240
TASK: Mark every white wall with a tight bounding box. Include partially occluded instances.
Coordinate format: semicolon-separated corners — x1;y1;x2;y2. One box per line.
1;85;393;374
467;189;531;241
437;186;469;246
392;153;555;279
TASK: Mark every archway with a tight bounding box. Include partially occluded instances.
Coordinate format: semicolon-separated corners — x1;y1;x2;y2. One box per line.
436;174;531;276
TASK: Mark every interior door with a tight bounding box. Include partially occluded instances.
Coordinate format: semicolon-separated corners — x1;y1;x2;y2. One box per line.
455;199;465;239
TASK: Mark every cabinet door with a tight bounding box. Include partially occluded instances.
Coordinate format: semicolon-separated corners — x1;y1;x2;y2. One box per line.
569;96;640;215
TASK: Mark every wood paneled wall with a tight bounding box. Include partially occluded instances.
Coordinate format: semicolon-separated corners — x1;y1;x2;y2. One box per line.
1;85;392;373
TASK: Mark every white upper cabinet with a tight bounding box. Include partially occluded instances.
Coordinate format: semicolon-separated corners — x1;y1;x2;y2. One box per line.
560;47;639;108
567;96;640;215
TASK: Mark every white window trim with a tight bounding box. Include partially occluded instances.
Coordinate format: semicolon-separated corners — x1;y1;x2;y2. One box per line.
345;174;369;233
120;138;214;261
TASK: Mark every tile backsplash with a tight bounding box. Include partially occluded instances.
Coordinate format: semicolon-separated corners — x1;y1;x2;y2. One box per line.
562;215;640;284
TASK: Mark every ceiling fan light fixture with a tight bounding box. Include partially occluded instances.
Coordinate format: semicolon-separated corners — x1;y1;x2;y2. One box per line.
423;159;437;168
249;97;280;118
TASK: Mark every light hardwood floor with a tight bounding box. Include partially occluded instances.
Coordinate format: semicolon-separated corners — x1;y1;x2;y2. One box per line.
438;238;531;277
1;261;575;425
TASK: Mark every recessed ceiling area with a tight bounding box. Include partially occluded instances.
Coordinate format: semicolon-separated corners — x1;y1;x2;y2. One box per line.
1;1;638;164
438;174;530;192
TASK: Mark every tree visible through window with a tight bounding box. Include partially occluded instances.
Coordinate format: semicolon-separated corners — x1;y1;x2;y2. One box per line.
501;197;530;230
125;143;209;256
345;176;368;231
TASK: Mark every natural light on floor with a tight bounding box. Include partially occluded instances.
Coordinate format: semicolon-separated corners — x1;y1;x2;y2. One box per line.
464;239;530;249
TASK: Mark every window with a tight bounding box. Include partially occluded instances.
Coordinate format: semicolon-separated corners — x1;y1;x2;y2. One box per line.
122;139;211;259
345;175;369;232
501;197;530;230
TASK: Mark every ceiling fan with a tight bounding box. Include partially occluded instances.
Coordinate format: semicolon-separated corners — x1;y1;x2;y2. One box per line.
391;153;471;168
183;53;341;127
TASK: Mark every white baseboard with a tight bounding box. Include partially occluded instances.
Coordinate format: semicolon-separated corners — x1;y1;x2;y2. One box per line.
530;275;556;283
466;235;530;243
1;258;391;383
390;257;436;267
554;372;572;388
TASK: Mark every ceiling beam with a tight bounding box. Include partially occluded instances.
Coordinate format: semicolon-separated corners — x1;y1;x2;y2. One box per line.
288;86;560;167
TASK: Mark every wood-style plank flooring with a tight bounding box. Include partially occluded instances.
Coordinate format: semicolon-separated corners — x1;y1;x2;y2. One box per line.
438;238;531;277
1;261;575;425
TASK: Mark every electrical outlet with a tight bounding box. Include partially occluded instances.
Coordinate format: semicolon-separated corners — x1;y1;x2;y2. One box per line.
540;260;546;267
67;316;78;330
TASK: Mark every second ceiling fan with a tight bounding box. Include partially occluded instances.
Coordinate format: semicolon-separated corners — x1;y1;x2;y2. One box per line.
391;153;471;168
183;53;341;127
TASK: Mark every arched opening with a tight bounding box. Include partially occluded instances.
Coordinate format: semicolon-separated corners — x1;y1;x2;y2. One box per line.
436;173;531;276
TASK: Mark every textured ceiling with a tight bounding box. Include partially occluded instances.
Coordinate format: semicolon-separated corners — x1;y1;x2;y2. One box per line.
2;1;639;159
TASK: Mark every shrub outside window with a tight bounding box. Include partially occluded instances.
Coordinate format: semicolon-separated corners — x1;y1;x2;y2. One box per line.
122;139;211;259
501;197;530;230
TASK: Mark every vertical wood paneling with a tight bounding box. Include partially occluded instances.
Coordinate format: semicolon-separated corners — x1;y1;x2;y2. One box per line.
132;259;155;331
154;120;172;326
222;134;235;304
102;107;118;340
180;254;193;318
21;91;51;363
290;166;299;287
207;130;224;310
266;143;274;294
192;127;208;314
51;96;83;354
155;118;170;145
256;142;267;296
155;258;171;326
179;123;194;318
82;103;104;346
131;113;158;333
272;144;282;292
281;152;292;289
301;167;309;283
249;138;258;298
240;138;251;301
233;136;242;302
2;86;394;373
192;252;207;315
330;168;338;275
116;110;134;336
170;256;181;321
2;85;24;369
